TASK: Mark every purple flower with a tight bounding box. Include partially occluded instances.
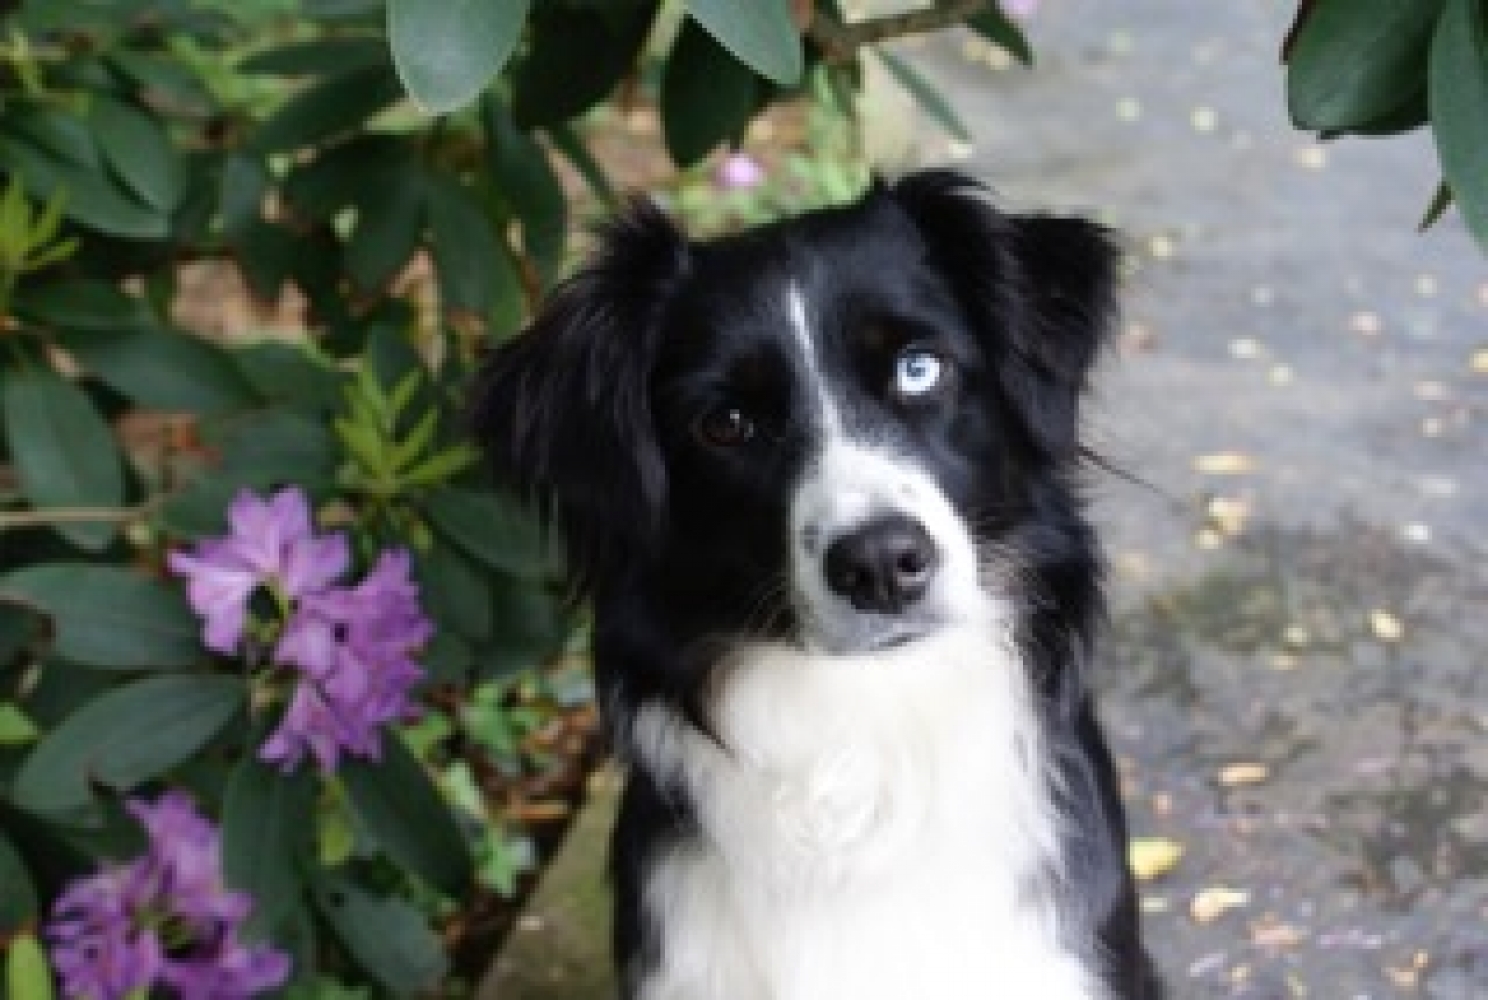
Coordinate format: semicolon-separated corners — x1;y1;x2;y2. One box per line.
169;488;348;654
46;792;290;1000
1001;0;1040;20
714;152;766;191
170;488;430;774
261;550;429;773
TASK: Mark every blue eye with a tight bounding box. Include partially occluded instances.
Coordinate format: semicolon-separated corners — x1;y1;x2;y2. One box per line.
893;349;944;397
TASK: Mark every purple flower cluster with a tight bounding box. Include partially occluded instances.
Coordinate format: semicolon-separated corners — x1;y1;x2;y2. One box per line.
170;488;430;773
47;792;289;999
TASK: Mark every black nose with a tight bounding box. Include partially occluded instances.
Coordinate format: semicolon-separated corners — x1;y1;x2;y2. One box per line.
823;515;939;614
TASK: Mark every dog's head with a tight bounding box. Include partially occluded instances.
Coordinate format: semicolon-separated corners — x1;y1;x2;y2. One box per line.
471;171;1117;655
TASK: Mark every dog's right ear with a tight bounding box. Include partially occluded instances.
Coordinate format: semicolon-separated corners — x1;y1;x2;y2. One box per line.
468;202;690;592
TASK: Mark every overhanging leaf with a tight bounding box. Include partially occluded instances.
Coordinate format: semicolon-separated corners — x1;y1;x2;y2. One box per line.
685;0;802;86
341;734;473;898
512;4;657;127
11;674;245;815
1286;0;1444;130
1419;179;1453;231
967;5;1034;66
0;564;201;670
0;367;125;552
662;18;761;167
387;0;531;114
1429;0;1488;251
878;49;971;142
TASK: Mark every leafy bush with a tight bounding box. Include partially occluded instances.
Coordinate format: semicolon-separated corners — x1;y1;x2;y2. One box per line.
0;1;1026;994
1284;0;1488;250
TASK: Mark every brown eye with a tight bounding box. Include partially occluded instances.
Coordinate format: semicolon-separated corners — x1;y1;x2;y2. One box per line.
695;406;756;447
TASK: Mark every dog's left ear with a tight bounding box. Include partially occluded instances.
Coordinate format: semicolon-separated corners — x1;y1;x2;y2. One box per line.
889;170;1120;456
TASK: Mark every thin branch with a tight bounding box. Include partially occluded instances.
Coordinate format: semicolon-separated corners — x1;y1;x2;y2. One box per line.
0;500;159;531
808;0;987;64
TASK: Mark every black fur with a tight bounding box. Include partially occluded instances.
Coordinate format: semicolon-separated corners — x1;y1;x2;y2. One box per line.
472;171;1161;997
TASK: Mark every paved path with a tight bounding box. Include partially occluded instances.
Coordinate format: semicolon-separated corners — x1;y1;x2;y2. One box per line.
914;2;1488;996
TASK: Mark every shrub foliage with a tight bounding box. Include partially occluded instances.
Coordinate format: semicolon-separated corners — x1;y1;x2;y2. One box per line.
0;1;1027;994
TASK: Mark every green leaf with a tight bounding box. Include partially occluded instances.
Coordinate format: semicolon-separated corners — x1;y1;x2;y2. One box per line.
878;49;971;142
421;485;553;578
12;278;156;330
1;564;201;670
546;121;619;210
240;36;387;76
387;0;531;114
415;539;492;643
1430;0;1488;251
512;3;657;127
91;97;188;213
475;572;569;680
253;62;403;152
11;674;244;815
59;325;258;416
0;829;37;937
0;367;125;551
0;703;41;745
341;734;473;897
967;5;1034;66
5;932;54;1000
5;106;100;169
231;342;345;413
219;153;272;235
483;99;567;282
311;872;446;993
1286;0;1444;130
1419;179;1453;231
424;173;523;326
161;409;339;536
0;135;168;240
221;754;316;937
662;18;761;167
345;169;425;294
685;0;802;86
209;407;340;483
0;600;46;670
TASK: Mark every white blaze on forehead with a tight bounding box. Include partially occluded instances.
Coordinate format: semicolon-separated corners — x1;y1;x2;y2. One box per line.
785;283;841;437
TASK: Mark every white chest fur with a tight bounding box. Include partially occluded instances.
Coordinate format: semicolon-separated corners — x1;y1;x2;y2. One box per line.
627;624;1105;1000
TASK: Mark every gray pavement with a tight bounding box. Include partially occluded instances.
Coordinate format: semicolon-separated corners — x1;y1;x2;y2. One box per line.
913;1;1488;996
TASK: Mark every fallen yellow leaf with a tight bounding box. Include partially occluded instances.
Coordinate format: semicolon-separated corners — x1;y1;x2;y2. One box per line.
1219;762;1270;787
1128;837;1184;882
1190;886;1249;924
1471;349;1488;374
1369;609;1404;642
1193;452;1256;475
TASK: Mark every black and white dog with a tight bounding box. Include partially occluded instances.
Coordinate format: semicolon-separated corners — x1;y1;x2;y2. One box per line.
473;171;1161;999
